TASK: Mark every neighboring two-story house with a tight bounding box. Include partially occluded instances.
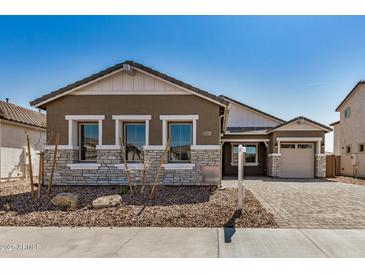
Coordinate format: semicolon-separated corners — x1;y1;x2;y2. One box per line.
30;61;331;186
331;81;365;177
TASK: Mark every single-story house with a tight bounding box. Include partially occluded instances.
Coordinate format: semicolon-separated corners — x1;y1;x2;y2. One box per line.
331;81;365;177
0;100;46;182
30;61;331;185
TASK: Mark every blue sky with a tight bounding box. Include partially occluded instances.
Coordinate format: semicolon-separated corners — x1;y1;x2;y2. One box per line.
1;16;365;151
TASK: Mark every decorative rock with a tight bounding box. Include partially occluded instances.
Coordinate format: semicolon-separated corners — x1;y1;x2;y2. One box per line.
92;195;122;209
51;193;79;210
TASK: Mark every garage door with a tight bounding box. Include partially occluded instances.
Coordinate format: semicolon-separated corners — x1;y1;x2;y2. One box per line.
281;143;314;178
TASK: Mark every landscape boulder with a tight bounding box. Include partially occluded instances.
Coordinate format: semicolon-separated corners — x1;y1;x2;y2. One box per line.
51;193;79;210
92;194;122;209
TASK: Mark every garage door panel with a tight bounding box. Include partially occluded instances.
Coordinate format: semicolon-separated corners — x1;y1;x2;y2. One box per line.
281;144;314;178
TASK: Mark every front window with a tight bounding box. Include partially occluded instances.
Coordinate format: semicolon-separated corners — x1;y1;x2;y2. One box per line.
346;145;351;154
124;123;146;162
169;123;192;162
79;123;98;161
231;144;258;165
344;107;351;119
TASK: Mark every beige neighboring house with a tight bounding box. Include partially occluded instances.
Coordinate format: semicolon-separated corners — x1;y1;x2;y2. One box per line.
331;81;365;177
30;60;331;186
0;100;46;182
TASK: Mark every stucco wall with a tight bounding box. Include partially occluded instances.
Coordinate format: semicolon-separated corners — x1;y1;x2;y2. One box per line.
45;95;222;146
332;123;341;156
0;120;46;181
338;84;365;177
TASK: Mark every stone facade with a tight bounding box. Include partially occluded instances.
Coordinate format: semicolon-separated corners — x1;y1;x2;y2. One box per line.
315;154;326;178
44;147;221;186
268;154;281;177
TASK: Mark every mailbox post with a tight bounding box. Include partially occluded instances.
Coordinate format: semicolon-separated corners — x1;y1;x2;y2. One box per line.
238;144;245;210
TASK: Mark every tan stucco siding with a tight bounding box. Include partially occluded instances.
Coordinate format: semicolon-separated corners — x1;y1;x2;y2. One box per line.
45;95;221;145
338;84;365;176
333;123;341;156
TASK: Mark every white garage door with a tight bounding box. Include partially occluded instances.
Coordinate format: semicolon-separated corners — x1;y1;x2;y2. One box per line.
281;143;314;178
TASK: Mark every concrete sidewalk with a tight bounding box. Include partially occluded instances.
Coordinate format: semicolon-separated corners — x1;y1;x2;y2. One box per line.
0;227;364;258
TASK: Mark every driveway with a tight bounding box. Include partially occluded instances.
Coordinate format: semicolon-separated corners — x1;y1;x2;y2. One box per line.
222;177;365;228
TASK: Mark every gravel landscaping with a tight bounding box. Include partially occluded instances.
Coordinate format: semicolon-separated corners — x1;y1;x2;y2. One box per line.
336;176;365;186
0;181;277;228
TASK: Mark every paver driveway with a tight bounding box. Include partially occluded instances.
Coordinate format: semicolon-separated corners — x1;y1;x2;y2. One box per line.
222;177;365;228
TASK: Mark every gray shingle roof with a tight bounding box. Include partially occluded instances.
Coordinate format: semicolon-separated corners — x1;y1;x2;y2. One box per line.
0;101;46;129
30;60;228;108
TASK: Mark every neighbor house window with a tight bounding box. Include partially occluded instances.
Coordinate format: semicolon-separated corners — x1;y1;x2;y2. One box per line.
79;123;99;161
169;123;192;162
124;123;146;162
346;145;351;154
231;144;258;166
359;144;364;152
344;107;351;119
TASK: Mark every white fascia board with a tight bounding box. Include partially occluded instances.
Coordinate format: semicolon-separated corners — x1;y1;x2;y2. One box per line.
65;115;105;121
159;115;199;121
268;120;329;133
67;163;100;170
162;163;195;170
191;145;221;150
222;139;269;143
277;137;323;142
112;115;152;120
33;68;125;108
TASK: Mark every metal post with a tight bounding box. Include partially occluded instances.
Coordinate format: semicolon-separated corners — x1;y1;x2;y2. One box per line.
238;145;246;210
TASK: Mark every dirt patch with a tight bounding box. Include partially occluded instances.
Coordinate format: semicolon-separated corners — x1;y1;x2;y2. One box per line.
336;176;365;186
0;181;277;228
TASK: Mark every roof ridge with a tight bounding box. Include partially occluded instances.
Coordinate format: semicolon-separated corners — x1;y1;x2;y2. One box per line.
30;60;228;108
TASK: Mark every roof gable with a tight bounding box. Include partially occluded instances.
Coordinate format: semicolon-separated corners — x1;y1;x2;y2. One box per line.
220;95;285;130
30;61;227;108
72;69;190;95
336;81;365;111
267;116;332;133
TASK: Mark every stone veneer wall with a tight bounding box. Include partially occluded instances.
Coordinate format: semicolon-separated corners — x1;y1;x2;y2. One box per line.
44;148;221;186
315;154;326;178
268;154;281;177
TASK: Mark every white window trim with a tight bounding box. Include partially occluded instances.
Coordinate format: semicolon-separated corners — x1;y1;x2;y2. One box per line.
67;163;100;170
231;143;259;166
191;145;221;150
65;115;105;146
159;115;199;146
162;163;195;170
45;145;79;150
112;115;152;146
